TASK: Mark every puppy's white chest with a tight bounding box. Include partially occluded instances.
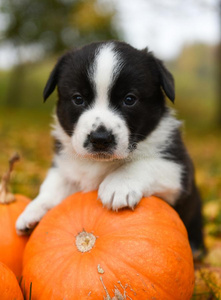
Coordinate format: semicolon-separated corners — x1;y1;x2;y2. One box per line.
55;155;119;192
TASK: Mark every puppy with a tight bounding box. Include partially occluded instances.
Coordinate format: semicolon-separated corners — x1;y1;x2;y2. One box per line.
16;41;204;252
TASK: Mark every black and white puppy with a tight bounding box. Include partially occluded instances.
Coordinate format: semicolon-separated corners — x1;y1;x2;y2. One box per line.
16;41;204;251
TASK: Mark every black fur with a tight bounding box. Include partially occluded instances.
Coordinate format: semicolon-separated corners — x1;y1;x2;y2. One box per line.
110;44;170;145
45;44;98;136
162;130;204;250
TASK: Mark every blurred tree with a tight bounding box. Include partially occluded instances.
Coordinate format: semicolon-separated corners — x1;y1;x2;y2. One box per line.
71;0;117;44
218;0;221;127
1;0;118;56
150;0;221;128
0;0;119;106
171;43;216;103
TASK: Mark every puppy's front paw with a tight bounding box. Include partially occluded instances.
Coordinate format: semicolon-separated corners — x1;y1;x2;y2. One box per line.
16;199;48;235
98;173;143;210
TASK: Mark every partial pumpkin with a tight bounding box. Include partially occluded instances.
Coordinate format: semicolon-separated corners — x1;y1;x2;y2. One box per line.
0;154;30;278
22;191;194;300
0;262;24;300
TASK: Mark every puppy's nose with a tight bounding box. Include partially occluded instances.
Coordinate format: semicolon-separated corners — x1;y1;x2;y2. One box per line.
89;127;114;150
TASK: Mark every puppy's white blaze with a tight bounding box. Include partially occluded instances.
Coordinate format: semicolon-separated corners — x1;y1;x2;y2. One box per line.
93;44;121;107
70;44;128;159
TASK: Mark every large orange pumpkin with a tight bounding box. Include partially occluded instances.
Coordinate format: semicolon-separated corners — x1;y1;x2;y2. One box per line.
0;154;30;278
22;191;194;300
0;262;24;300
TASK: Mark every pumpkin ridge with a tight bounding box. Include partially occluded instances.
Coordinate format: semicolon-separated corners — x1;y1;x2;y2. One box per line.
92;212;187;239
69;252;95;299
121;256;186;299
76;196;117;233
94;226;192;266
27;232;85;259
67;255;83;299
36;224;80;239
94;244;193;299
39;215;80;235
88;208;112;233
97;232;192;266
35;252;79;299
94;221;167;239
24;242;77;263
96;223;187;241
54;254;81;299
38;197;85;233
95;248;175;300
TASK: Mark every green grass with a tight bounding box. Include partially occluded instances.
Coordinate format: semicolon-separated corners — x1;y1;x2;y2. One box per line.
0;107;53;198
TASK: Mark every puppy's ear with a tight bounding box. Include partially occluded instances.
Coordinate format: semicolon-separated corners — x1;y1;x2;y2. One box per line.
43;55;66;102
155;58;175;102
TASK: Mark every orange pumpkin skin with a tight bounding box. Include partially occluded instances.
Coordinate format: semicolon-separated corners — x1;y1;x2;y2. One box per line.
0;262;24;300
22;191;194;300
0;194;30;278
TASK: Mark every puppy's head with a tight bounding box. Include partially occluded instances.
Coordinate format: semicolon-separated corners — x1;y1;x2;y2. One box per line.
44;41;174;160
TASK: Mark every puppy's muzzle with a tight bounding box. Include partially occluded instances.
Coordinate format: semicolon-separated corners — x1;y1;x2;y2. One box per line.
88;126;115;152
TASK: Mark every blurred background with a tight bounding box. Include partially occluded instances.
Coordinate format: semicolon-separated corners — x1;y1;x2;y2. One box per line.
0;0;221;296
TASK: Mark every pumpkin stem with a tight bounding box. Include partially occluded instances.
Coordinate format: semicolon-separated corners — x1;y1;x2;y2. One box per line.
0;153;20;204
75;231;96;253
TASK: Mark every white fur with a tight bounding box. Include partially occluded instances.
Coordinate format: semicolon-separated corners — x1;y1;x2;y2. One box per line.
93;43;121;107
16;111;183;233
71;44;129;160
133;110;182;160
16;168;77;234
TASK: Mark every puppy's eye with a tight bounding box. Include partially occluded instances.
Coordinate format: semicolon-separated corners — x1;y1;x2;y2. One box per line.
123;94;137;106
72;94;85;106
